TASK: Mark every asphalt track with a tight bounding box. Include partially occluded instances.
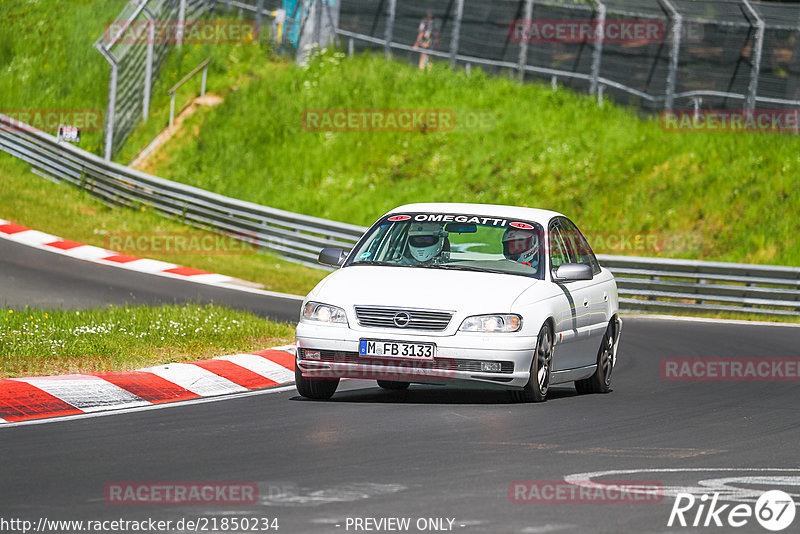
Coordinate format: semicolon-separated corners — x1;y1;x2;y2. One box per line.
2;241;800;533
0;238;301;322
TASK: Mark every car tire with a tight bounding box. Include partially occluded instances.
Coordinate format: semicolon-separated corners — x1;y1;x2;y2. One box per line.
377;380;410;390
295;363;339;400
511;323;553;403
575;319;616;394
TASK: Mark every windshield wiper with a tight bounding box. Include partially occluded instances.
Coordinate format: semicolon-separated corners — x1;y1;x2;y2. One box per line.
429;264;511;275
348;260;399;267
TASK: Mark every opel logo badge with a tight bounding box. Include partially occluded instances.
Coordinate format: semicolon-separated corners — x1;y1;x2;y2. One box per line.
393;312;411;327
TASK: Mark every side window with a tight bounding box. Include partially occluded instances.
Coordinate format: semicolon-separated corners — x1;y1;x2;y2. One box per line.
559;218;601;275
549;221;572;270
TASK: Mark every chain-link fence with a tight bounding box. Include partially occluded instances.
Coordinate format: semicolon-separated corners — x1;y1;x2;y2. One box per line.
337;0;800;113
94;0;284;161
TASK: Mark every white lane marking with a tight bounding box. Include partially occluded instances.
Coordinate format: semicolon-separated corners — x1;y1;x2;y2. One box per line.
216;354;294;383
627;314;800;328
12;376;150;412
564;468;800;504
0;385;296;428
139;363;248;396
0;230;305;301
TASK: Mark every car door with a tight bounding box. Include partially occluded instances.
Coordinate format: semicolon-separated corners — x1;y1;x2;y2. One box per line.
558;217;612;359
549;219;596;371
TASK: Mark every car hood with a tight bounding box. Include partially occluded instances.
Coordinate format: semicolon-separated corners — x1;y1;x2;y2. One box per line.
308;265;539;314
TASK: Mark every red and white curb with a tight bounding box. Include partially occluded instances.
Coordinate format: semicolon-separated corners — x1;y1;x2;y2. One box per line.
0;346;296;423
0;219;303;300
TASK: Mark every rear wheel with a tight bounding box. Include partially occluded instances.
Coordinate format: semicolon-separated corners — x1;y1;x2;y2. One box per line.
295;363;339;400
511;323;553;403
575;319;616;394
377;380;410;390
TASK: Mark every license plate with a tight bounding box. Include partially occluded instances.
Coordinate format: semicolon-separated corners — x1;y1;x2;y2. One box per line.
359;339;436;359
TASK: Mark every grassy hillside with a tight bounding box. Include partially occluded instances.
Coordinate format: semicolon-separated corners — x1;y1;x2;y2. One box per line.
0;0;128;151
134;51;800;266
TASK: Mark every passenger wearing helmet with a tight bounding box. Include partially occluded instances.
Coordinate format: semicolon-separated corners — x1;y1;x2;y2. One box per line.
502;228;540;270
402;223;447;265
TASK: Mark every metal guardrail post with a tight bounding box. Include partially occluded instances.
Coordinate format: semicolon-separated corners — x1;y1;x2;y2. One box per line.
517;0;533;81
589;0;605;95
741;0;764;111
201;63;208;96
450;0;465;70
384;0;396;60
142;7;155;122
659;0;681;111
313;0;323;46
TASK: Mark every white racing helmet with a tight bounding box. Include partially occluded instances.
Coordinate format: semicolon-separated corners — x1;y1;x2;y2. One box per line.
407;223;446;263
502;228;540;266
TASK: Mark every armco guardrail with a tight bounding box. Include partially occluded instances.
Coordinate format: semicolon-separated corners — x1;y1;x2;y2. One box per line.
1;114;798;317
0;115;364;268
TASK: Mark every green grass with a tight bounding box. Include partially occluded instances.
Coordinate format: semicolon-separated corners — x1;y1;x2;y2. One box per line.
0;153;327;296
0;304;295;379
137;50;800;266
0;0;128;153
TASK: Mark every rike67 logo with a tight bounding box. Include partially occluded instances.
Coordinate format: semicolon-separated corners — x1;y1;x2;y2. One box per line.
669;490;796;531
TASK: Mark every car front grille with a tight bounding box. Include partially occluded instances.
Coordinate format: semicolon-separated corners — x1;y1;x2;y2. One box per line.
298;349;514;374
354;306;453;331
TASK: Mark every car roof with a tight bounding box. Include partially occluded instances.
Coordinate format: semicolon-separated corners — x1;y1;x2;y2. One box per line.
388;203;565;226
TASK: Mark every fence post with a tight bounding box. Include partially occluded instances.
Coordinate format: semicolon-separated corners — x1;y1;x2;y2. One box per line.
450;0;465;69
313;0;323;45
517;0;534;80
177;0;187;46
255;0;264;40
741;0;764;111
95;43;118;161
589;0;605;95
659;0;681;111
142;7;155;122
384;0;396;59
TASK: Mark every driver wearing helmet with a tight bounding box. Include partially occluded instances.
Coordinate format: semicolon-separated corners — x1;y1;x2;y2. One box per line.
402;223;447;265
502;227;540;271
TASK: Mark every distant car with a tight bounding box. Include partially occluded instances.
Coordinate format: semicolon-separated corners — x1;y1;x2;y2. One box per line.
295;203;622;402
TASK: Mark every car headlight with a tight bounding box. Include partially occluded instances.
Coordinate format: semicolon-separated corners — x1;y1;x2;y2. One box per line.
459;314;522;333
302;302;348;324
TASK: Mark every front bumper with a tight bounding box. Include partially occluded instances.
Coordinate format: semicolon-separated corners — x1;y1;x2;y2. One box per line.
296;321;537;388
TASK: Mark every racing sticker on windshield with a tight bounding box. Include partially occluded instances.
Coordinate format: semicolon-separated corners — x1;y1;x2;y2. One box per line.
387;215;412;221
413;214;509;226
509;221;535;229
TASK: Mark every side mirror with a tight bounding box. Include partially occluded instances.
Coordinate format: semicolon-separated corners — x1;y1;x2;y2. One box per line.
318;247;348;267
552;263;593;282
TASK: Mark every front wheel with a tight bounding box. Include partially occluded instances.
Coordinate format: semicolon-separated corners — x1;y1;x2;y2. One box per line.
295;363;339;400
510;323;553;403
575;319;617;394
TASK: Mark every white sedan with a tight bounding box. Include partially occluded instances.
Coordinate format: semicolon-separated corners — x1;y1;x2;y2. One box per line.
295;203;622;402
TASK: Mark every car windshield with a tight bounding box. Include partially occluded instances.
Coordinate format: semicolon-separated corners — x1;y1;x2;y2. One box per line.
347;213;545;279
